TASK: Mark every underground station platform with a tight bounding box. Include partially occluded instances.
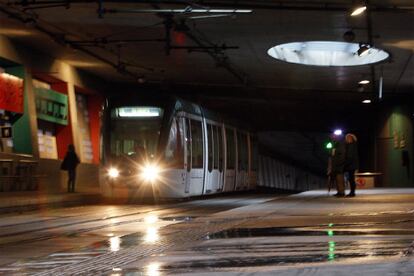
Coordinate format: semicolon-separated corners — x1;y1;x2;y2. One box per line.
0;188;413;276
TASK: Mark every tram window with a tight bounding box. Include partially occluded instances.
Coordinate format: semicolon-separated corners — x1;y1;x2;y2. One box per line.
213;125;219;170
226;128;235;170
191;119;203;169
207;124;213;172
109;106;163;158
165;118;184;168
185;118;191;172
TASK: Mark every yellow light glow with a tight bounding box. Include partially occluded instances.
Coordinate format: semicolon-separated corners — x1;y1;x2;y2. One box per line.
145;214;159;224
109;236;121;252
0;28;34;36
144;227;159;243
108;168;119;178
351;6;367;16
1;72;21;81
146;262;161;276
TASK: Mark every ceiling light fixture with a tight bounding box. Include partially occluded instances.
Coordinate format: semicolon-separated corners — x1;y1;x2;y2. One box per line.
359;80;370;84
362;99;371;104
351;5;367;16
267;41;389;67
357;43;370;56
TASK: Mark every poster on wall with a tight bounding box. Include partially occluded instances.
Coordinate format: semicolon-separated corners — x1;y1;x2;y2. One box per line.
38;131;58;159
35;87;68;125
76;94;93;163
0;73;24;113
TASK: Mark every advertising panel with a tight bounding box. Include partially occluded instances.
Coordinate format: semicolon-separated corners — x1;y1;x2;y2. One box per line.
0;73;24;113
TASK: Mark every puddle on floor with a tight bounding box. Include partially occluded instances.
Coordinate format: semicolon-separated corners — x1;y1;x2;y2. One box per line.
105;239;413;275
207;227;414;239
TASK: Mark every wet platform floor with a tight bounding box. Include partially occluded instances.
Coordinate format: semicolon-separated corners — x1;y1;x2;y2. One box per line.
0;189;413;275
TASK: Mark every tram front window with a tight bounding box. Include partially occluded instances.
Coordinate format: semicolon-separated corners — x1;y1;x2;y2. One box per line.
110;107;164;161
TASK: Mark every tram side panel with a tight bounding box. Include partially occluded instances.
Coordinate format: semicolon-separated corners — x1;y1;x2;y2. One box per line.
223;127;237;192
236;131;249;191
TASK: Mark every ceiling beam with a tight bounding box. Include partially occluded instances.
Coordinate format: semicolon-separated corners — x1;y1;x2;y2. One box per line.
9;0;414;12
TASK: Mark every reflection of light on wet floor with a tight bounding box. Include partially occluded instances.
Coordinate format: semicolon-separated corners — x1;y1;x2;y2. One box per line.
145;214;159;224
110;236;121;251
146;262;161;276
145;227;159;243
328;241;336;261
144;215;160;243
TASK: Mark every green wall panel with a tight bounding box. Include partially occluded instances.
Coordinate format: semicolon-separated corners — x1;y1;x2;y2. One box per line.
6;66;33;155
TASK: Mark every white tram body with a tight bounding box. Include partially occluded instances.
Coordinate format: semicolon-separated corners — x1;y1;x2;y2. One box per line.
100;96;258;199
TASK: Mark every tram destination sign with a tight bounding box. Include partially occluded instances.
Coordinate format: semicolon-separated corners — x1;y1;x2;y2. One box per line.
34;87;68;125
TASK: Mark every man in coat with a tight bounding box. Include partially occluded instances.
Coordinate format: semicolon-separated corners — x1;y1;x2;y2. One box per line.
331;134;346;197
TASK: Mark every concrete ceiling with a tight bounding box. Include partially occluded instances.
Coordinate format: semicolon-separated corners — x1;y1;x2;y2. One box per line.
0;0;413;131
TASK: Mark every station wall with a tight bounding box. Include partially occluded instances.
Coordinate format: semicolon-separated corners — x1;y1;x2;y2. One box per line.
0;34;106;193
257;154;325;192
376;104;414;187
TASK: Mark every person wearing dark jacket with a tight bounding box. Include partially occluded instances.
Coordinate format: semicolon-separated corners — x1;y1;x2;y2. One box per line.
344;133;359;197
61;144;80;193
331;135;346;197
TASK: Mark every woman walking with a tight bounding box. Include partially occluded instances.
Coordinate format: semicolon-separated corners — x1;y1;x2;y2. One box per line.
344;133;359;197
61;144;80;193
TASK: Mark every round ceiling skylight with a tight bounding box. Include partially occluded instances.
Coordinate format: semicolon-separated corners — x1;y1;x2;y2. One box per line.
267;41;389;67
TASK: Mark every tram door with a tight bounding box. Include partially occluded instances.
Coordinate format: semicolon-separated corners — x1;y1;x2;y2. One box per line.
204;123;224;194
224;127;237;192
184;118;205;196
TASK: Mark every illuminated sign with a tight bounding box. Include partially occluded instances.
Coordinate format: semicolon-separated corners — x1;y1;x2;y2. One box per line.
0;73;24;113
35;87;68;125
117;107;162;118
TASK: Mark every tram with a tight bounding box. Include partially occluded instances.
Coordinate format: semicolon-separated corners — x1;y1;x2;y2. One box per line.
100;95;258;199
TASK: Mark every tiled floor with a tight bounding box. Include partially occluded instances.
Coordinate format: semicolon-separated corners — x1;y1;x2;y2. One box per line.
0;189;413;275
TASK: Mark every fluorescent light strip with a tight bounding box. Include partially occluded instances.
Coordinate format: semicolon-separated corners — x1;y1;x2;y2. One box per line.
111;8;252;14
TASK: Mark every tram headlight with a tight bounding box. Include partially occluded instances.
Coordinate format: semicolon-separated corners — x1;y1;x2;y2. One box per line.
108;168;120;178
141;164;160;182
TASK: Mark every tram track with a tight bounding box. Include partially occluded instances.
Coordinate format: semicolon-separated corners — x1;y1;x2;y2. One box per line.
0;196;268;247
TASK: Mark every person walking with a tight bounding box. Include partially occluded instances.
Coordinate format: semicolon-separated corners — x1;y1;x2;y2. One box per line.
61;144;80;193
344;133;359;197
331;133;346;197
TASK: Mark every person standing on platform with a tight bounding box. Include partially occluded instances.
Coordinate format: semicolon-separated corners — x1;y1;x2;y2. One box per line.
61;144;80;193
331;133;346;197
344;133;359;197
